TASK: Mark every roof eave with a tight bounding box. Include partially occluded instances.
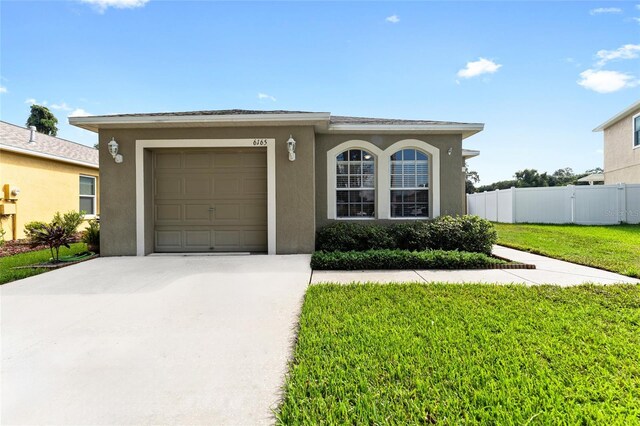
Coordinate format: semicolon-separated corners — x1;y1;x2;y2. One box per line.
324;123;484;138
0;144;99;169
593;100;640;132
69;112;332;133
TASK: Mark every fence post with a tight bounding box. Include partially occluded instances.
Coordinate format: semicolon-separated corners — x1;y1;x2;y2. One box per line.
568;185;576;224
495;189;500;222
511;187;516;223
618;183;627;223
483;191;487;220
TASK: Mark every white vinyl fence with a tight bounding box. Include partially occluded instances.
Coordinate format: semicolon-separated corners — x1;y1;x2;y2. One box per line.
467;184;640;225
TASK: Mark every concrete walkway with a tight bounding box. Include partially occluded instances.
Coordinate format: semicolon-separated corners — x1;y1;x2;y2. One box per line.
311;245;640;286
1;255;311;426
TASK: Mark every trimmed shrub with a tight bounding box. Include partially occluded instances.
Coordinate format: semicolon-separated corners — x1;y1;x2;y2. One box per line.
24;221;48;239
52;210;85;238
316;215;497;255
311;249;505;270
315;222;395;252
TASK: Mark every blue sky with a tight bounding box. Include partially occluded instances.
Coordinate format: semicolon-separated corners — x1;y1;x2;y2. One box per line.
1;0;639;184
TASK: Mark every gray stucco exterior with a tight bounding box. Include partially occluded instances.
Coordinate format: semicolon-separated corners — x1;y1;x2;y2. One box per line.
72;110;482;256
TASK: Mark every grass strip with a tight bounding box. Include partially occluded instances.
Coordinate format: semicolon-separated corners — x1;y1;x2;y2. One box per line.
0;243;87;285
277;283;640;425
495;223;640;278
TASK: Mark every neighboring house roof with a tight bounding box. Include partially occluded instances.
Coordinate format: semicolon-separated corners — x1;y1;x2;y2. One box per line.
0;120;99;168
593;100;640;132
577;173;605;183
69;109;484;139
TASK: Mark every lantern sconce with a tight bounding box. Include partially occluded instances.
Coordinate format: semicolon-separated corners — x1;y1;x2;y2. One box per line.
447;147;453;156
108;138;123;163
286;135;296;161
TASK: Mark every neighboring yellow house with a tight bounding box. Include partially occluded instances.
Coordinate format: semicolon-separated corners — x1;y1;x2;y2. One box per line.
0;121;99;240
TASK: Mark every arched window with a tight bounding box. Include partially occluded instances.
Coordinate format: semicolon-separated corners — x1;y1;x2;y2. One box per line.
389;148;429;217
336;149;375;218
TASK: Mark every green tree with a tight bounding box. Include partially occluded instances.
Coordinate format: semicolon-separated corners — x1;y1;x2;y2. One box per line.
465;162;480;194
26;104;58;136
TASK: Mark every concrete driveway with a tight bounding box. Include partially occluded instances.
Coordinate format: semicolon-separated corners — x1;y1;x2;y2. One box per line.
1;255;311;425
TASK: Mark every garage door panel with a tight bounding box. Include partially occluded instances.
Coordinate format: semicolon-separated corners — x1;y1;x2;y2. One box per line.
184;230;212;249
156;204;182;222
243;177;267;194
184;176;211;196
214;153;243;167
155;230;182;250
213;178;241;196
155;153;182;169
155;177;182;197
184;153;212;169
153;148;267;252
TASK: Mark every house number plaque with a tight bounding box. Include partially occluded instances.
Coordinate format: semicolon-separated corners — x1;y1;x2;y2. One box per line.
253;139;268;146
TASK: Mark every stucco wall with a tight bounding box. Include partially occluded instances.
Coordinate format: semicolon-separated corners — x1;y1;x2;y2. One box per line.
315;133;465;230
0;150;99;240
604;106;640;184
97;126;316;256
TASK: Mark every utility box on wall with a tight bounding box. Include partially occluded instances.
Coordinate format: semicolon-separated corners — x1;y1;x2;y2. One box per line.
3;184;20;200
0;203;16;215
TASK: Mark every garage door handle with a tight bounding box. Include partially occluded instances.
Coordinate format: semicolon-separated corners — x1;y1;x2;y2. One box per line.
209;207;216;211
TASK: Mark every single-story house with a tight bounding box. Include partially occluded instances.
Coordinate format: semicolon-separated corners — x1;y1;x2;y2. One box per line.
69;110;482;255
0;121;99;240
593;100;640;184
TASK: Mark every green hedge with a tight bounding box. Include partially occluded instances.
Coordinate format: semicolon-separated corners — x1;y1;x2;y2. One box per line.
311;249;506;270
316;215;497;255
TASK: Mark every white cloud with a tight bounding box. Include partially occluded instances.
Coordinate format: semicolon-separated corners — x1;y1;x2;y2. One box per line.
457;58;502;79
79;0;149;13
637;4;640;10
577;69;638;93
69;108;91;117
385;14;400;24
257;92;276;102
596;149;604;154
596;44;640;66
0;86;7;94
51;102;73;111
589;7;622;15
634;17;640;23
25;98;48;106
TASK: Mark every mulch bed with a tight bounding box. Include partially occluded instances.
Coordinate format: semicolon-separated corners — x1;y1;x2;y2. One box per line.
0;240;48;257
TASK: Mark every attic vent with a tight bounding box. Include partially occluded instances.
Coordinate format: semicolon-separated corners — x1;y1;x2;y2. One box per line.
29;126;36;143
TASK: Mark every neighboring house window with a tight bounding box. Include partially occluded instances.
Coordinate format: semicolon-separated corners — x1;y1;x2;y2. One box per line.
390;149;429;217
336;149;375;218
635;115;640;147
79;175;96;215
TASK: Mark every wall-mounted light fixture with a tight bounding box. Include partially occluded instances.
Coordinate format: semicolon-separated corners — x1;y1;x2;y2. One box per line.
108;138;123;163
447;147;453;156
286;135;296;161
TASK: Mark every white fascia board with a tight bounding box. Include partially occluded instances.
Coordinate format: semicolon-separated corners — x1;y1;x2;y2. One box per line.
0;144;99;169
462;149;480;158
325;123;484;138
69;113;332;132
593;100;640;132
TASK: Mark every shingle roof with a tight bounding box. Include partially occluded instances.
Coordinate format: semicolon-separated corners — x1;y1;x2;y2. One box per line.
93;109;317;118
0;121;98;167
82;109;477;126
329;115;474;126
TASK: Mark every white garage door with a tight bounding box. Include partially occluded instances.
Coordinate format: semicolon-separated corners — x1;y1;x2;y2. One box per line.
153;148;267;252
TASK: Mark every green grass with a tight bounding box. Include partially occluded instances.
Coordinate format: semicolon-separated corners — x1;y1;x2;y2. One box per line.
278;284;640;425
495;223;640;278
0;243;87;285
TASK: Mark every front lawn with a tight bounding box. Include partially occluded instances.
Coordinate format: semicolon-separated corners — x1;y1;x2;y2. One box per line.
495;223;640;278
0;243;87;285
278;284;640;424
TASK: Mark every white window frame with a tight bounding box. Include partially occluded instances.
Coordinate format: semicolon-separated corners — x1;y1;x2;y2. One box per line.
327;141;382;220
389;148;430;219
79;174;97;217
633;112;640;150
327;139;440;220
